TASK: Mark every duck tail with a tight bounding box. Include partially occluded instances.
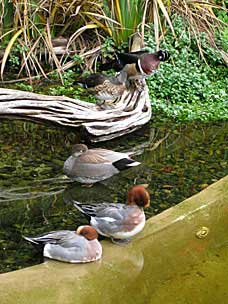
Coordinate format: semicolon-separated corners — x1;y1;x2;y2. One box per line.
23;235;39;245
112;158;141;171
64;195;91;218
74;78;87;88
127;161;141;167
72;200;88;216
23;235;45;253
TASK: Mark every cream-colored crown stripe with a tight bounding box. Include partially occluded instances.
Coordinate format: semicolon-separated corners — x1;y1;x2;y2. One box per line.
137;58;148;76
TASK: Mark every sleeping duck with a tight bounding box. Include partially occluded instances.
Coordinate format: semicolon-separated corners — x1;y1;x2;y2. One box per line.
63;144;140;185
72;185;150;244
23;225;102;263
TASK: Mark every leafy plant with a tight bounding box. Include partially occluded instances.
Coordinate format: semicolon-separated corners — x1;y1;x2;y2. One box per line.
102;0;147;45
16;83;33;92
145;17;228;122
101;37;116;59
86;0;227;57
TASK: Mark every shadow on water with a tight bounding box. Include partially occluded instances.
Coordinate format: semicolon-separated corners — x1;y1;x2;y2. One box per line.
0;119;228;273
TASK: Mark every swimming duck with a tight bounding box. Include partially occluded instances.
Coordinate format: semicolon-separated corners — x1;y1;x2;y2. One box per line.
101;50;169;80
63;144;140;185
72;185;150;244
76;70;128;103
23;225;102;263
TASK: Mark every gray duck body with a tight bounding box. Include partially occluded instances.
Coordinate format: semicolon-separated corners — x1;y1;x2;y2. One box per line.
74;202;145;240
63;144;140;184
71;185;150;242
23;229;102;263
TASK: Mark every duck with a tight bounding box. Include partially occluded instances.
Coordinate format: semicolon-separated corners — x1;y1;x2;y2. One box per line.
75;70;128;103
63;144;140;185
71;185;150;245
51;36;69;55
23;225;102;263
100;49;169;80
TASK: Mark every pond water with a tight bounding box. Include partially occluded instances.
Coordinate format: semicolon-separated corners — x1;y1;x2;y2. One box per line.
0;119;228;273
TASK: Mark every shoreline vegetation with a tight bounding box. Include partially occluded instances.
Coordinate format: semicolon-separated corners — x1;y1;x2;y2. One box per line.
0;1;227;123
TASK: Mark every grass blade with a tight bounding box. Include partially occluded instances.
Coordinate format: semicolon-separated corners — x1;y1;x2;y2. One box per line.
156;0;175;36
1;28;23;80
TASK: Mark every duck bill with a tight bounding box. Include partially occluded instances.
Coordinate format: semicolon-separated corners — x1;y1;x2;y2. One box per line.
76;226;84;235
140;183;149;188
144;200;150;208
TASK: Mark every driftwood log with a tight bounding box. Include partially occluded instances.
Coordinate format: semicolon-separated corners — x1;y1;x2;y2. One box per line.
0;34;152;142
0;82;151;142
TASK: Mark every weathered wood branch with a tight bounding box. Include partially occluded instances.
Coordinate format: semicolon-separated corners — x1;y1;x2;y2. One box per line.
0;34;152;142
0;82;152;142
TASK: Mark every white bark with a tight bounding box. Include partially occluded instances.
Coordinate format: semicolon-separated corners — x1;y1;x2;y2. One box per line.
0;82;151;142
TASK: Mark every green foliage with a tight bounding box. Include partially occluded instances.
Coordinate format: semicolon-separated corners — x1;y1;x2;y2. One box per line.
0;0;226;79
8;54;20;68
44;69;97;103
145;17;228;122
72;54;84;65
102;0;146;45
0;1;14;35
101;37;116;59
8;43;30;69
216;27;228;52
16;83;33;92
215;0;228;23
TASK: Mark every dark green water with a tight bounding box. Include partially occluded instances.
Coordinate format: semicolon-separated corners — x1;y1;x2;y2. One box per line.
0;119;228;273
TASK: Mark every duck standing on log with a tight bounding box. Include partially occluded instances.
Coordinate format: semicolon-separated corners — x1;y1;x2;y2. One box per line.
100;49;170;80
75;70;128;106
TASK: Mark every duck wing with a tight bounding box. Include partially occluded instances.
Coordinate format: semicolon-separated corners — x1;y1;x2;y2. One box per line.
23;230;77;246
90;149;140;170
76;148;133;164
76;73;108;88
90;148;129;162
73;201;144;236
73;201;126;220
76;151;110;164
